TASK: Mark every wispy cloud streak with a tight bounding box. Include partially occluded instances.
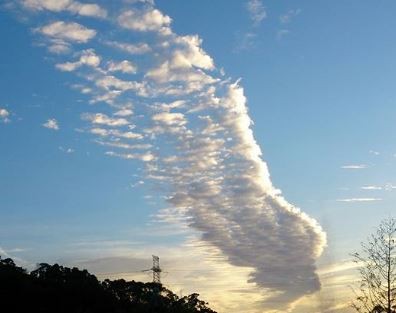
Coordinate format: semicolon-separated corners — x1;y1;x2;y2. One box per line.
246;0;267;26
341;164;367;169
336;198;382;202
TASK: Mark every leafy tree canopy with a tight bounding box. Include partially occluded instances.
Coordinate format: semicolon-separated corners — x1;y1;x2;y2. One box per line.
0;256;217;313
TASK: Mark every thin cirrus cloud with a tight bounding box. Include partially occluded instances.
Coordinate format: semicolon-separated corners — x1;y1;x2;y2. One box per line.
361;186;383;190
246;0;267;26
341;164;367;169
59;146;75;154
24;2;327;312
336;198;382;202
279;9;301;24
361;184;396;191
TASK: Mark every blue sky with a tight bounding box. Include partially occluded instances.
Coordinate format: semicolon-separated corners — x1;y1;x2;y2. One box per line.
1;1;396;312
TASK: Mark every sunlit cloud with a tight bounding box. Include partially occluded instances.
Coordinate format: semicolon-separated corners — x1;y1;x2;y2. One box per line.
107;60;137;74
103;40;152;55
37;21;96;43
22;2;327;312
22;0;107;18
82;113;129;127
118;8;172;35
56;49;101;72
36;20;97;53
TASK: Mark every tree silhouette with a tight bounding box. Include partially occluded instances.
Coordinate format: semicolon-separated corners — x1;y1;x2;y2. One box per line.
351;218;396;313
0;256;217;313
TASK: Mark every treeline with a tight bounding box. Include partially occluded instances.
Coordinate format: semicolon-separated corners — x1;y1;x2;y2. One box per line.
0;256;217;313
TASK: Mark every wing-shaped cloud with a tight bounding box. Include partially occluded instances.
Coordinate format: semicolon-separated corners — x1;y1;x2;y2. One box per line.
25;2;327;311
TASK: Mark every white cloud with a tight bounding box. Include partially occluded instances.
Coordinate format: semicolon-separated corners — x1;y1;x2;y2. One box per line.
152;112;186;126
37;21;96;43
107;60;137;74
277;29;290;40
369;150;380;155
118;8;172;34
361;184;396;191
246;0;267;26
146;83;327;311
56;49;101;71
36;3;327;311
341;164;367;169
124;0;154;4
385;183;396;190
96;140;151;150
105;151;155;162
82;113;129;127
146;61;217;94
280;9;301;24
90;128;143;140
172;35;214;70
104;41;151;54
234;32;257;52
361;185;382;190
48;41;71;54
23;0;107;18
94;76;141;92
336;198;382;202
23;0;71;11
0;108;10;123
114;108;133;117
67;2;107;18
59;146;75;153
42;118;59;130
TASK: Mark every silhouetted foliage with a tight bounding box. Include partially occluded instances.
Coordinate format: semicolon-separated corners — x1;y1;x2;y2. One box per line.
351;218;396;313
0;256;217;313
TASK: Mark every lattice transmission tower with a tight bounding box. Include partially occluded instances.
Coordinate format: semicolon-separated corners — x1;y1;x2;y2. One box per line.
143;255;162;284
151;255;161;284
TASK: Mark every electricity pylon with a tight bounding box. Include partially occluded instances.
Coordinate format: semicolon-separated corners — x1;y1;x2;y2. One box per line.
152;255;161;284
143;255;162;284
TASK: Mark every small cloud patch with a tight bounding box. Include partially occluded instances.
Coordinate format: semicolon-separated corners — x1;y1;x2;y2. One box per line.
43;118;59;130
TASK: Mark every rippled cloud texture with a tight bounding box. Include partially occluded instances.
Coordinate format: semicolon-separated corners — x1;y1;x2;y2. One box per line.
19;0;327;310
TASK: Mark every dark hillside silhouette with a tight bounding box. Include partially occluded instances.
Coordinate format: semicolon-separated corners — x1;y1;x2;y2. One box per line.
0;256;217;313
